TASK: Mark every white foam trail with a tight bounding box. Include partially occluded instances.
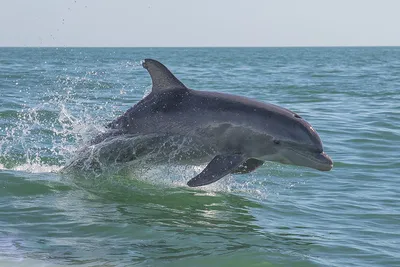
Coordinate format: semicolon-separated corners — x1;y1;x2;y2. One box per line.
11;163;62;173
0;162;61;173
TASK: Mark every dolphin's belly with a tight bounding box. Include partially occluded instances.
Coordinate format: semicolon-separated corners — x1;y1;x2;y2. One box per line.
63;132;216;172
135;133;216;165
65;110;270;172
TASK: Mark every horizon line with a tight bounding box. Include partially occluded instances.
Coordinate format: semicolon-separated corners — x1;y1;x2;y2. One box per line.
0;45;399;49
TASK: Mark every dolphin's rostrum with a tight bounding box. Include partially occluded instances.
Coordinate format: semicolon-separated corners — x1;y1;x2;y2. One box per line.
67;59;333;187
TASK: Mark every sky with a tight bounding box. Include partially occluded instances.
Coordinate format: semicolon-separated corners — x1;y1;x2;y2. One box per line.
1;0;399;47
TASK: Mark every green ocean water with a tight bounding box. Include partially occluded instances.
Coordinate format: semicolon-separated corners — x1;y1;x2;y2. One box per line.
0;47;399;267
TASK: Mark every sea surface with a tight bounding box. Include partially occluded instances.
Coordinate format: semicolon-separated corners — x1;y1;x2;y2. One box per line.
0;47;399;267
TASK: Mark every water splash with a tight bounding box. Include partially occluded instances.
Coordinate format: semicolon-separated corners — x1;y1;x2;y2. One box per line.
1;82;110;173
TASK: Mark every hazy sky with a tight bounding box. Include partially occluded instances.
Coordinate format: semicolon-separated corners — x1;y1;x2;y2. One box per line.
1;0;399;47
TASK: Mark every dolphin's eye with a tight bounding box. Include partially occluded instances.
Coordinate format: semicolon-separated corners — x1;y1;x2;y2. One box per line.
273;140;281;145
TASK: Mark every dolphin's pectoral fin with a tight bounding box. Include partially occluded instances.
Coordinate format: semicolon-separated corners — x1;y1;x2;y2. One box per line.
187;154;246;187
231;158;264;174
142;59;187;93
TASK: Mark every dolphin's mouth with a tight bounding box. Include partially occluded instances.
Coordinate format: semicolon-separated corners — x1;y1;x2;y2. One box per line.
286;148;333;171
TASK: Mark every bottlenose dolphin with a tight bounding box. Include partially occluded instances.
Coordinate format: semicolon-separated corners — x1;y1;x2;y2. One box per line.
65;59;333;187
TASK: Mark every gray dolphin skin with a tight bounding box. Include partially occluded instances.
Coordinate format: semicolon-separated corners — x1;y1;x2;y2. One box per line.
74;59;333;187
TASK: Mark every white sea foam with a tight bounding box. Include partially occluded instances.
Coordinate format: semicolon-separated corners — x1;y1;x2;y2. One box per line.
10;163;62;173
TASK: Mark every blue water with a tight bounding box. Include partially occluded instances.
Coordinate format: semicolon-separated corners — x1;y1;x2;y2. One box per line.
0;47;399;267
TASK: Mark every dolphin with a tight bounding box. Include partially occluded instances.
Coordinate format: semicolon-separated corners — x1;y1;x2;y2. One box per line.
65;59;333;187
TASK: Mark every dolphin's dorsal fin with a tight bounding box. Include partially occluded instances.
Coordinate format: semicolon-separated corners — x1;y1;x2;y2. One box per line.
142;59;187;93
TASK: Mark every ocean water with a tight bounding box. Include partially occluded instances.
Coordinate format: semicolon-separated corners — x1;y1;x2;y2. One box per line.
0;47;399;267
